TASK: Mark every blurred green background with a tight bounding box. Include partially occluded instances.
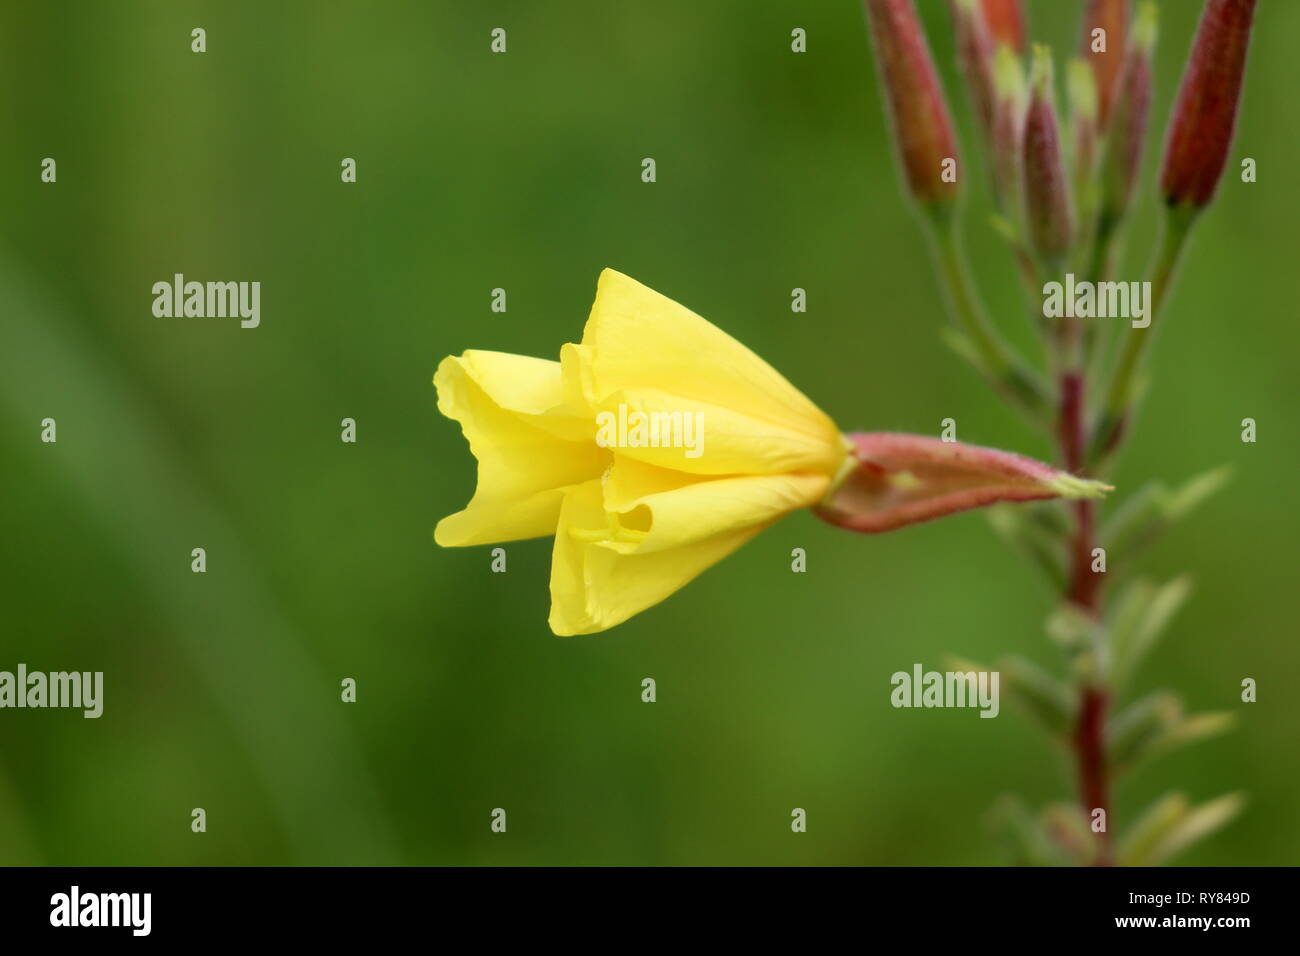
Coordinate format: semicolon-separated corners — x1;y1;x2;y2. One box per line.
1;0;1296;865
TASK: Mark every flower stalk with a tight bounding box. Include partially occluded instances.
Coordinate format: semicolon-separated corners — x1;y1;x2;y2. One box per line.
1093;0;1254;468
862;0;1258;866
929;220;1050;422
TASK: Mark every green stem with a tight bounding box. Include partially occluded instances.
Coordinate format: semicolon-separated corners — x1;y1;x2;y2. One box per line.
927;217;1051;426
1088;204;1197;467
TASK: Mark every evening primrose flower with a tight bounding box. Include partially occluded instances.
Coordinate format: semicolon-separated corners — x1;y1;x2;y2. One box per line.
435;269;1108;636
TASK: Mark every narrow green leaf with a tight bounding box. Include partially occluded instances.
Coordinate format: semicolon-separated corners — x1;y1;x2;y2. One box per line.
987;795;1072;866
987;505;1067;591
937;326;987;376
1098;480;1164;559
1002;655;1076;739
1110;691;1234;772
1118;792;1190;866
1108;576;1193;692
1143;711;1236;763
1109;691;1182;768
1039;802;1097;865
1100;466;1232;569
1123;793;1246;866
1163;465;1234;520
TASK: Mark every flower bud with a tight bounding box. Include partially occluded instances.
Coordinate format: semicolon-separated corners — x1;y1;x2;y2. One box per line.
864;0;961;211
1022;46;1075;265
1080;0;1130;128
1160;0;1257;209
1067;59;1099;204
1099;2;1156;231
950;0;998;141
991;45;1028;219
981;0;1026;54
814;432;1110;534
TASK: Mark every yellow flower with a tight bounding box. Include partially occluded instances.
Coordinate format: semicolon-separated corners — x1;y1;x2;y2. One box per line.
435;268;851;635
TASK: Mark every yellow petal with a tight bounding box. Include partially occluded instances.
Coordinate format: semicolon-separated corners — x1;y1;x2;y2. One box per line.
547;466;821;635
598;456;829;554
592;388;844;476
434;352;606;546
573;269;845;476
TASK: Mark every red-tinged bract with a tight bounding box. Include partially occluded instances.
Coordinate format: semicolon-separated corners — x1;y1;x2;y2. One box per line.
815;433;1108;534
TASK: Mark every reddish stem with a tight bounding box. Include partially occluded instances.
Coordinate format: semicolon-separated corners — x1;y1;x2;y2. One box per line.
1059;368;1109;863
1075;685;1111;864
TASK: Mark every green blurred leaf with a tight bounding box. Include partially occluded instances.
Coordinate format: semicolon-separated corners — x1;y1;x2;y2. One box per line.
1144;711;1236;764
987;504;1067;591
938;326;988;375
1100;466;1232;571
1109;692;1235;771
1119;793;1246;866
1002;655;1076;740
989;213;1017;244
1107;576;1193;692
947;654;1074;741
1045;601;1107;682
1109;691;1182;768
1039;802;1098;865
987;795;1073;866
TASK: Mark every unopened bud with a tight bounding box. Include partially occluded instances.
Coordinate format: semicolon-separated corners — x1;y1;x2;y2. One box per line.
815;432;1111;534
1080;0;1130;128
864;0;962;212
1099;1;1157;230
951;0;998;142
1161;0;1257;209
1022;46;1075;265
991;45;1028;219
981;0;1026;55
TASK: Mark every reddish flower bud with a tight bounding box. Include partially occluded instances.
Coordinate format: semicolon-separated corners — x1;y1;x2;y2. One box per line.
1099;2;1156;230
1022;47;1075;264
1161;0;1257;209
991;46;1028;219
981;0;1026;54
1080;0;1130;128
950;0;998;141
815;433;1110;534
864;0;961;210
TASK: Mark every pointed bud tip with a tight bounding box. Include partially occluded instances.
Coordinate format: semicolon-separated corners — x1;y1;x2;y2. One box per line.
1030;44;1055;96
993;44;1026;103
1045;474;1113;500
1067;58;1098;120
1133;1;1158;52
